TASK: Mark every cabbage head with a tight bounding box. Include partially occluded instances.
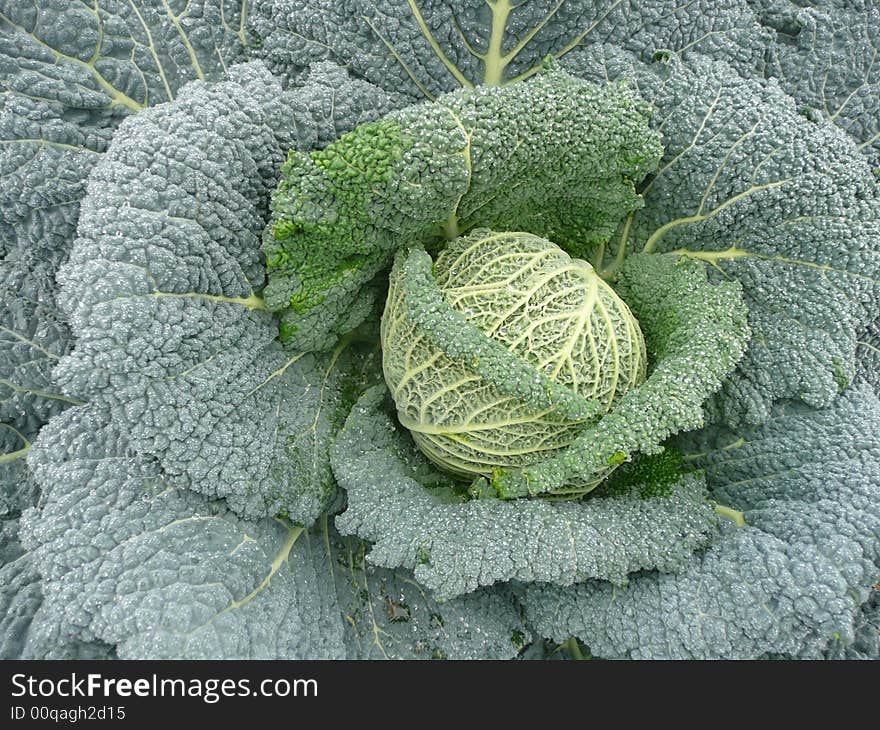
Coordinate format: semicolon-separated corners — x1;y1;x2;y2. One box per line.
381;229;647;494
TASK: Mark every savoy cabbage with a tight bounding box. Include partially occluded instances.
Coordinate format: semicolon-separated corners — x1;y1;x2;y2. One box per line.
1;0;878;660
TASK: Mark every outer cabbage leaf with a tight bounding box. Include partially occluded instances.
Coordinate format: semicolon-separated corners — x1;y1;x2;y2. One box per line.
0;1;248;118
333;385;719;601
0;0;252;515
2;0;249;262
249;0;771;98
751;0;880;170
0;107;96;501
53;62;397;522
2;0;250;261
1;252;80;517
266;68;662;350
19;405;527;660
564;50;880;426
521;385;880;659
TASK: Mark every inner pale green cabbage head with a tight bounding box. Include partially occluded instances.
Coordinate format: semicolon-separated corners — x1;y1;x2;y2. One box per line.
381;230;647;484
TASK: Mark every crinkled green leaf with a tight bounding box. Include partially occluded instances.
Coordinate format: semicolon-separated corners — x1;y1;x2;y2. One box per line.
0;430;37;521
332;534;531;660
565;50;880;426
249;0;771;98
1;253;81;517
266;67;661;350
0;516;22;565
53;62;396;522
333;385;718;601
751;0;880;170
1;1;248;117
20;405;527;659
521;385;880;659
0;0;252;509
0;529;115;660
